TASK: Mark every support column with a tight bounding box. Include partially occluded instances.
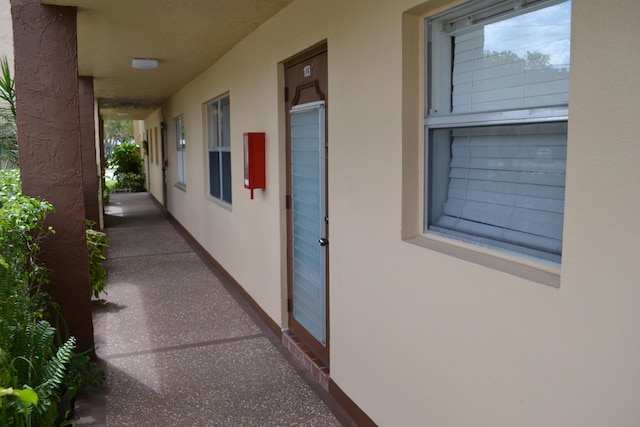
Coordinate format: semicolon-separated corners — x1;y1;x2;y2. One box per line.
11;0;95;352
79;76;100;227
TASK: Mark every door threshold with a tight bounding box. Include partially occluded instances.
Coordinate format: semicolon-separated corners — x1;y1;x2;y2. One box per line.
282;330;329;391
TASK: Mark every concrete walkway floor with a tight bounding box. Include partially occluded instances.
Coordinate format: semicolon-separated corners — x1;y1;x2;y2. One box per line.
75;192;353;426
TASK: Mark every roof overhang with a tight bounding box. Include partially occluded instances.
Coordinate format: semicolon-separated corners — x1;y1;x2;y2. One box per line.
41;0;294;120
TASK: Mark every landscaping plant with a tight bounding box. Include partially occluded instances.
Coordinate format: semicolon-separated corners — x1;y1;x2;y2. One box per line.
1;58;107;425
0;56;18;169
108;141;145;192
0;170;78;426
86;220;108;298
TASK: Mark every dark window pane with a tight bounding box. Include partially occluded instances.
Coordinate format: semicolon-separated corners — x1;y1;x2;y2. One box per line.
210;151;221;198
222;151;232;203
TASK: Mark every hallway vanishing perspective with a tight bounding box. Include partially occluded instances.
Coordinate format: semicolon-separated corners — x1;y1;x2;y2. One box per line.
75;192;350;426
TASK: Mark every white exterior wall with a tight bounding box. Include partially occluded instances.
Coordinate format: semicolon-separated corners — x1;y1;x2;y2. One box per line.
146;0;640;425
141;110;166;202
0;0;13;68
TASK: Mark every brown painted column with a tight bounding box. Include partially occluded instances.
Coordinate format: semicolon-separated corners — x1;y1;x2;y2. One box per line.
11;0;95;352
79;76;100;227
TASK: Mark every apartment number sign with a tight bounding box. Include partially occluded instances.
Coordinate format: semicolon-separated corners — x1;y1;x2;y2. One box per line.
303;64;312;77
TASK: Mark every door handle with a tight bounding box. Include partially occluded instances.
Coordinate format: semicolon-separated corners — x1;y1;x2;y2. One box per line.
319;238;329;247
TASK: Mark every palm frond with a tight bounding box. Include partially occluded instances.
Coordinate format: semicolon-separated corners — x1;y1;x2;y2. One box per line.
0;56;16;119
40;336;75;392
0;57;18;170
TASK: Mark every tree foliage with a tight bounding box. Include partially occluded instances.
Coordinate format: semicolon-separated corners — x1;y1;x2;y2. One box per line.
483;49;566;73
103;120;133;159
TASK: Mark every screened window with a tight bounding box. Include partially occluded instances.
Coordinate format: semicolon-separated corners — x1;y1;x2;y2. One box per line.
175;115;186;186
206;96;231;204
425;0;571;264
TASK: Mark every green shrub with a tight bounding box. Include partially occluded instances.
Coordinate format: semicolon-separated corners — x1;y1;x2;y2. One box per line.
0;170;77;426
108;141;145;192
114;171;145;192
0;169;54;293
0;169;20;199
63;350;105;399
86;220;108;299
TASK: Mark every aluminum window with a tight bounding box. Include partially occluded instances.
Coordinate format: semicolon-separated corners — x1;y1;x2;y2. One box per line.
206;96;232;204
424;0;571;264
175;114;186;186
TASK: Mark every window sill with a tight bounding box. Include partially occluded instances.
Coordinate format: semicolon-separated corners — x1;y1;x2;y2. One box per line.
404;233;561;288
174;182;186;192
205;194;232;212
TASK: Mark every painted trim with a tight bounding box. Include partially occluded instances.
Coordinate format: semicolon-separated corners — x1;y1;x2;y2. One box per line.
329;380;379;427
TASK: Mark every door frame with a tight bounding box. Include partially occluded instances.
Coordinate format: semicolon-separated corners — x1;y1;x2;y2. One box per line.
160;121;168;208
284;42;329;366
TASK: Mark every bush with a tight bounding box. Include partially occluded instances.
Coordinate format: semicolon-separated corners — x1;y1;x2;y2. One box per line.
108;141;145;192
0;169;53;293
114;171;145;192
0;170;106;426
0;169;77;426
86;220;108;299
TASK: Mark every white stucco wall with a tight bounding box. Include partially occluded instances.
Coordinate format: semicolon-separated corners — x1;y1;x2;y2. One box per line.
140;111;165;201
0;0;13;68
146;0;640;425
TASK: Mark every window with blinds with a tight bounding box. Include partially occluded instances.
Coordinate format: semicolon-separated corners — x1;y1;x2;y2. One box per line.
207;96;232;204
175;115;186;186
425;0;571;264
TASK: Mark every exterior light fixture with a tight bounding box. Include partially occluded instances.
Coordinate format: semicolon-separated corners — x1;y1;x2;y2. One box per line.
131;58;158;69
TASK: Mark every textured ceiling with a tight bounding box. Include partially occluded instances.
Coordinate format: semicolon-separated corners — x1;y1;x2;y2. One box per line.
42;0;294;119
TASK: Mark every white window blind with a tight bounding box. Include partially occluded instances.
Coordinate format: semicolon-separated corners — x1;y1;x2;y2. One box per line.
290;102;327;345
176;115;186;186
177;150;186;185
425;0;571;264
429;122;566;261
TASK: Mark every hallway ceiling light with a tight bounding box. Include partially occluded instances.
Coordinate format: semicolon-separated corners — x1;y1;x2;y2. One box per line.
131;58;158;69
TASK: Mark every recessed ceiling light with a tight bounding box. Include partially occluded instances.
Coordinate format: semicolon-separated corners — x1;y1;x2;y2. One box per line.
117;112;130;117
132;58;158;69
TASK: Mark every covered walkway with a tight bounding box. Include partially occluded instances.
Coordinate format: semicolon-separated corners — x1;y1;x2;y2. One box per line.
75;192;351;426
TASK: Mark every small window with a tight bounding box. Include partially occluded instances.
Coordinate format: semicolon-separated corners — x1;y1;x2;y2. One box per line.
206;95;232;204
425;0;571;264
175;115;186;187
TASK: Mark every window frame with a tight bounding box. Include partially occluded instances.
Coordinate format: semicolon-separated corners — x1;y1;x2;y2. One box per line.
422;0;571;271
205;95;232;205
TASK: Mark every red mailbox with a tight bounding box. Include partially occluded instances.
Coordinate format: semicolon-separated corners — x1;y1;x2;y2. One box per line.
243;132;266;199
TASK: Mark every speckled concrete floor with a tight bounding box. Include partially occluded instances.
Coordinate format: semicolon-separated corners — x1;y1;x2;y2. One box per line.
75;192;350;427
